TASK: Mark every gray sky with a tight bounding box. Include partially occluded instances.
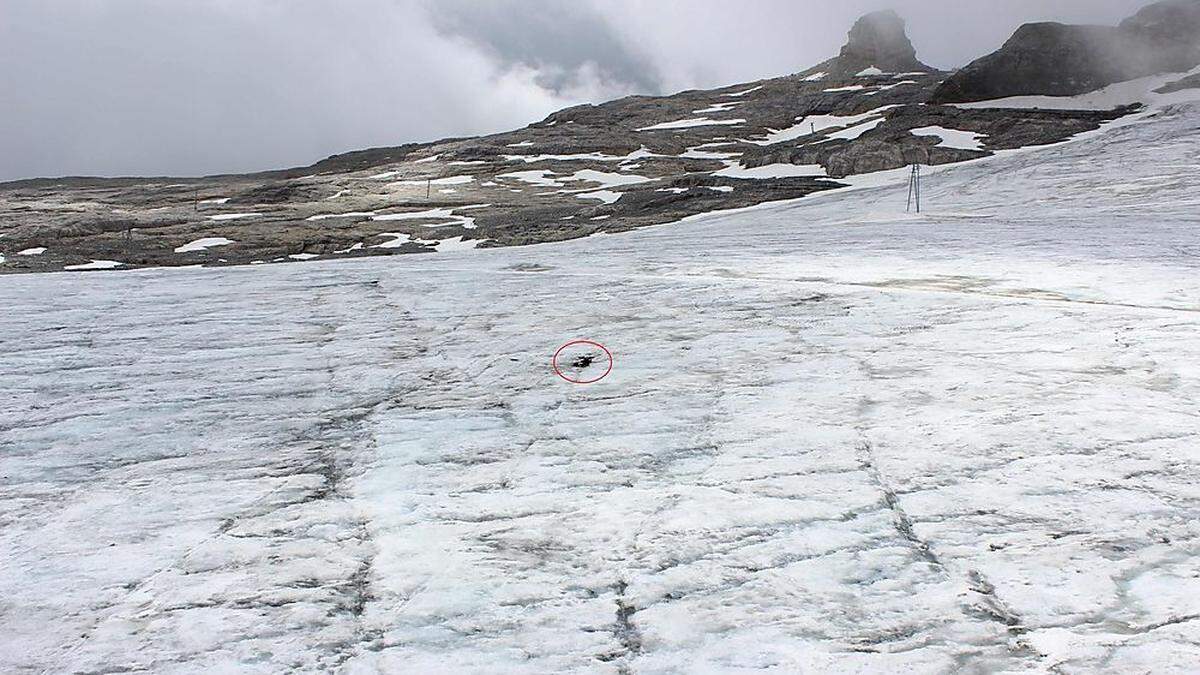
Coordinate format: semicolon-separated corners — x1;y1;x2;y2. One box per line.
0;0;1150;181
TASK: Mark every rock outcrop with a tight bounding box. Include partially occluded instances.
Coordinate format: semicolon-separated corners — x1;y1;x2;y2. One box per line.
812;10;935;76
932;0;1200;103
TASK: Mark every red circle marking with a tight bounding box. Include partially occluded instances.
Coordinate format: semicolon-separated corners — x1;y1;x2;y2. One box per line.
552;340;613;384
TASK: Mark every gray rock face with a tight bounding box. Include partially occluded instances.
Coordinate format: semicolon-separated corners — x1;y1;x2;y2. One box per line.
839;10;929;73
932;23;1128;103
812;10;934;77
933;0;1200;103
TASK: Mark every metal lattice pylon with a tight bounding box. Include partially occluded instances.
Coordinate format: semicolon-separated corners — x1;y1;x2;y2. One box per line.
906;163;921;213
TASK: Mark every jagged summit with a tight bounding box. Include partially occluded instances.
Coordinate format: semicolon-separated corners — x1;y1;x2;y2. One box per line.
815;10;935;76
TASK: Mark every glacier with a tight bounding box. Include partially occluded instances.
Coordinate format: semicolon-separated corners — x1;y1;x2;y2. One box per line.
2;102;1200;673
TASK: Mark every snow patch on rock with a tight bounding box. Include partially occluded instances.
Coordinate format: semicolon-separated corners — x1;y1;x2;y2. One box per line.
174;238;235;254
911;126;988;151
207;213;261;221
63;259;123;270
637;118;747;132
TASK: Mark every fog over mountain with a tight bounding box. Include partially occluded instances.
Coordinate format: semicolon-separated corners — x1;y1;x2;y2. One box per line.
0;0;1150;181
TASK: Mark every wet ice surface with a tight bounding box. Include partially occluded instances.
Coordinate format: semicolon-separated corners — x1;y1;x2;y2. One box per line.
3;104;1200;673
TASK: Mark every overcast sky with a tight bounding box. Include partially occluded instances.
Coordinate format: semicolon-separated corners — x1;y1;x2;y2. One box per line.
0;0;1150;181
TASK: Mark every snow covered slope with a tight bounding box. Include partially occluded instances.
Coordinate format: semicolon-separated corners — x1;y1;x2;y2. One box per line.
2;104;1200;672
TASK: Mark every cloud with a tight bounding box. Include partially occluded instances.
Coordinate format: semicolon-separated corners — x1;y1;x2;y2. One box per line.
424;0;662;99
0;0;1153;181
0;0;583;180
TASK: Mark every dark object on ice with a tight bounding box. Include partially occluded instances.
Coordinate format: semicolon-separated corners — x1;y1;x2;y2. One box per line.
572;354;596;369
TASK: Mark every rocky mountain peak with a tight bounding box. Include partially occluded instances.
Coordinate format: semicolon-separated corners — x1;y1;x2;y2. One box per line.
835;10;931;74
932;0;1200;103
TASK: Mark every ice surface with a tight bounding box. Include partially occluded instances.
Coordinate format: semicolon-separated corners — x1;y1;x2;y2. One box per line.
3;103;1200;673
17;247;46;256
